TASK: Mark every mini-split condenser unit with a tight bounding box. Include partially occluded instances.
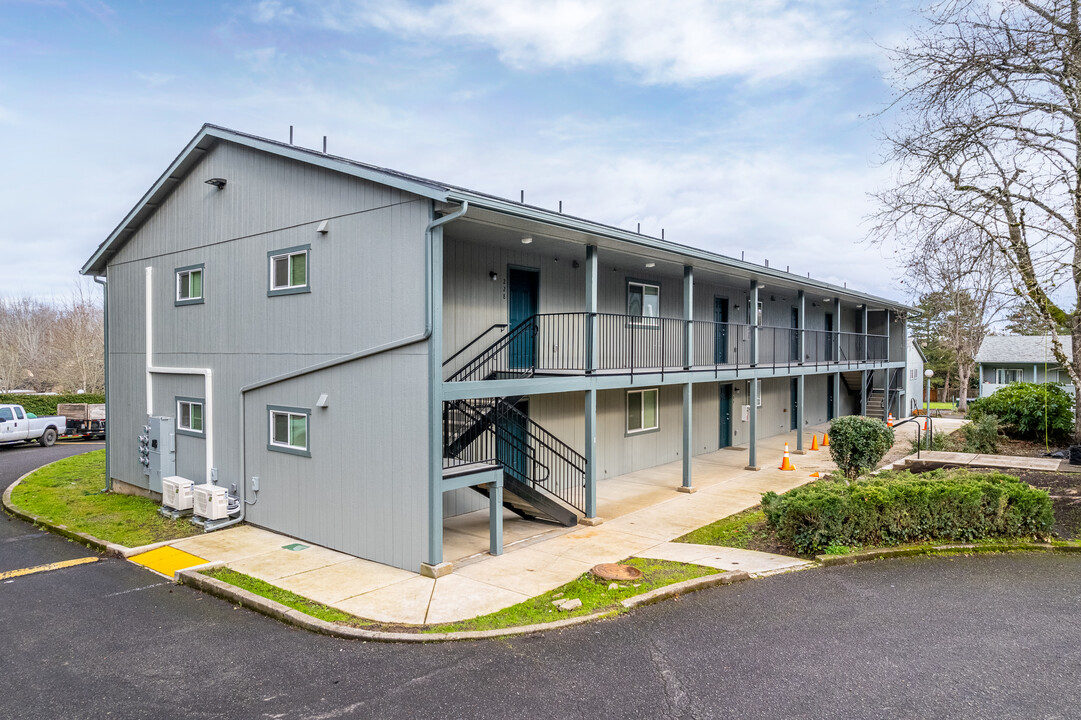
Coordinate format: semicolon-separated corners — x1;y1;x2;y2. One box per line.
193;484;229;521
161;476;194;511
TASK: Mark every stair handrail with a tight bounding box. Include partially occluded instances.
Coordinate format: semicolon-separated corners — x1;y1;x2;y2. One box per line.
443;323;508;369
447;317;538;382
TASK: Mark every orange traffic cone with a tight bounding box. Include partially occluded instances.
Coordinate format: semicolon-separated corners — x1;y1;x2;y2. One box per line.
887;413;894;427
810;434;819;451
809;472;820;478
923;419;928;431
779;443;795;471
822;433;830;447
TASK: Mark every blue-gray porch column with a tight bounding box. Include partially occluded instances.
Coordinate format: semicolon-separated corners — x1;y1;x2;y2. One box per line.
862;305;869;362
833;297;841;363
796;290;805;453
681;266;694;491
884;310;892;420
584;245;599;520
747;280;759;470
834;372;842;420
750;280;759;367
861;370;869;416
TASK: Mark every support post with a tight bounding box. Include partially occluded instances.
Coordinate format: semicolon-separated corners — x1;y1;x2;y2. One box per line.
796;374;805;453
488;480;503;556
746;379;759;470
683;265;694;369
834;372;842;421
750;280;759;367
861;369;869;416
882;365;890;422
680;382;695;492
583;388;600;522
586;245;598;373
797;290;805;365
862;305;869;362
833;297;841;363
885;309;891;364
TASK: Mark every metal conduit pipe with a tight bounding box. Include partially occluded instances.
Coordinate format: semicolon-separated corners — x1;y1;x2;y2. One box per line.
212;201;470;532
93;275;111;492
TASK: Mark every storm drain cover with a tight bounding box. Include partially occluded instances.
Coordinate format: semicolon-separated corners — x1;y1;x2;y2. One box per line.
282;543;309;552
591;563;643;581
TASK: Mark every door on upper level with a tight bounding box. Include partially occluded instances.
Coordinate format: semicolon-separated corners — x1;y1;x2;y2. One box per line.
790;307;799;362
714;297;729;364
507;267;539;370
825;313;835;362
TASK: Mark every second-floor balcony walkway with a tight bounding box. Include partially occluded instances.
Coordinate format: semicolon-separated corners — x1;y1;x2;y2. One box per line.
445;312;894;383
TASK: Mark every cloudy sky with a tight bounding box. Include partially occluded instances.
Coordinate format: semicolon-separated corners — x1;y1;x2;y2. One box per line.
1;0;919;303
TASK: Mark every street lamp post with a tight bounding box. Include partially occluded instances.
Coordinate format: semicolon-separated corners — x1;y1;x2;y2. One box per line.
924;368;935;450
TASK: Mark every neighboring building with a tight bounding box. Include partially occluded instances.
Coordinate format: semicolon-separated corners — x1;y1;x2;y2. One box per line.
906;338;926;414
81;125;912;575
976;335;1074;398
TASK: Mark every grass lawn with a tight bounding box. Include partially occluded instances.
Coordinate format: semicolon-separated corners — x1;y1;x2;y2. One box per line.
674;507;768;549
203;568;370;626
10;449;200;547
426;557;718;633
204;557;719;634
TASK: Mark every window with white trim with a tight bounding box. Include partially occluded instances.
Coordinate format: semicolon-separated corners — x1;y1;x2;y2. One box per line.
627;388;659;434
176;398;204;436
996;368;1024;384
268;406;310;456
175;264;204;305
268;245;310;295
627;281;660;326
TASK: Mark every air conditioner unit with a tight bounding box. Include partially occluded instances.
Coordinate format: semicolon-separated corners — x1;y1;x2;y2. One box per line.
161;476;194;511
193;484;229;521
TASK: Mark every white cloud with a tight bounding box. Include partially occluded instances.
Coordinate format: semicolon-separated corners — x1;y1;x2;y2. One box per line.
134;72;176;88
261;0;867;84
235;46;279;72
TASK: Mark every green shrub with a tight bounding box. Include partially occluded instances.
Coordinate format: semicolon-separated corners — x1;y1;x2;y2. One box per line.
968;383;1073;442
828;415;895;478
961;414;1001;454
760;469;1054;554
909;430;953;454
0;393;105;417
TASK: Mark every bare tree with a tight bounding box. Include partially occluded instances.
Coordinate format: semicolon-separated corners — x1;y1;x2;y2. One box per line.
905;231;1008;411
873;0;1081;439
52;281;104;393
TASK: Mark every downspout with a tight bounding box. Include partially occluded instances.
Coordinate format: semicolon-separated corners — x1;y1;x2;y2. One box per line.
94;275;110;492
212;201;469;532
144;266;216;484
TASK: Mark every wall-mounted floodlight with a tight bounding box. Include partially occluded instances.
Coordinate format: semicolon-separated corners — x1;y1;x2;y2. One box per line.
205;178;227;189
489;271;498;282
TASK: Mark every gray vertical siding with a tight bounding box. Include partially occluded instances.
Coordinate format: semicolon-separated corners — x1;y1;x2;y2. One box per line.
105;139;433;571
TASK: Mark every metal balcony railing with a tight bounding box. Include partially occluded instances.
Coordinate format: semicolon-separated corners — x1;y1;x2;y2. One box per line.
446;312;892;383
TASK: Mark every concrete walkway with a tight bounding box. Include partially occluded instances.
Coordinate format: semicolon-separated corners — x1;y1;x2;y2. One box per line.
162;419;951;626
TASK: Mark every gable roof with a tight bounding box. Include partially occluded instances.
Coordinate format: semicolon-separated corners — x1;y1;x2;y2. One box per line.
81;124;914;313
975;335;1072;365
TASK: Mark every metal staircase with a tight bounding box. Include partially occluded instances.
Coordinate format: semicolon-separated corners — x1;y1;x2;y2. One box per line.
442;398;584;527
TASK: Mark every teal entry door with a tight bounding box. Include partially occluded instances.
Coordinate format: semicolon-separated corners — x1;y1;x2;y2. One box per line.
508;268;539;369
719;384;733;447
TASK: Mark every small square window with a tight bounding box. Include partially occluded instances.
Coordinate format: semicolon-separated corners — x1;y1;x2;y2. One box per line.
175;264;205;306
176;397;205;437
268;406;311;456
627;281;660;327
626;388;659;434
268;246;310;296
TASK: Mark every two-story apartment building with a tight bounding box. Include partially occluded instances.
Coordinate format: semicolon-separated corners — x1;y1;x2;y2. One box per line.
82;125;911;575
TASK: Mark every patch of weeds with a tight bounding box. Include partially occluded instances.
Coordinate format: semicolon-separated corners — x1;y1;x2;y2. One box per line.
822;543;856;555
10;450;200;547
203;568;370;627
424;557;719;634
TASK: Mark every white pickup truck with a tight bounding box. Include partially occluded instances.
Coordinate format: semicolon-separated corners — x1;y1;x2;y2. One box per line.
0;404;66;447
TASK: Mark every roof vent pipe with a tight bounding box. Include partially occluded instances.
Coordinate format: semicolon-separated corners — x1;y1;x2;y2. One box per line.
323;136;327;153
289;125;293;145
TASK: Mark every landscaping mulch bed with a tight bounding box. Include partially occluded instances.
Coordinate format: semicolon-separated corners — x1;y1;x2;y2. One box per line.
997;437;1066;458
1012;471;1081;540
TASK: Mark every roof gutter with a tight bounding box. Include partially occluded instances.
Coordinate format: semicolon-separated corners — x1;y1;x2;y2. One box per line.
213;201;470;532
93;275;111;493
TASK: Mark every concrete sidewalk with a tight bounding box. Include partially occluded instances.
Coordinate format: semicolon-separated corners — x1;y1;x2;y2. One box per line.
163;425;842;625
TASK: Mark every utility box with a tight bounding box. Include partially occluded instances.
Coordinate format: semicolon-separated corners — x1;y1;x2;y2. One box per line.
193;484;229;521
140;415;175;494
162;476;194;511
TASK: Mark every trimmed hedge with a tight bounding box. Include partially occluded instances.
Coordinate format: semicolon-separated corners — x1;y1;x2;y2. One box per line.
0;393;105;417
761;469;1054;554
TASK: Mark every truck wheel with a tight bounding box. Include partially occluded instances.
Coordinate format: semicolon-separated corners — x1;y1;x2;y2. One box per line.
39;428;57;447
